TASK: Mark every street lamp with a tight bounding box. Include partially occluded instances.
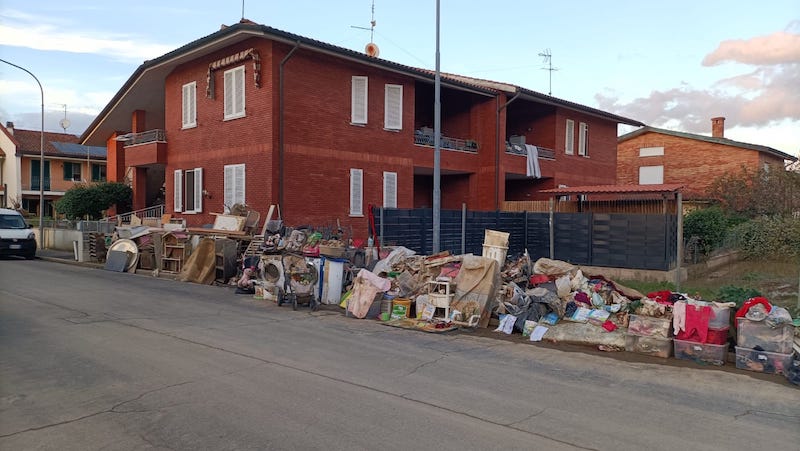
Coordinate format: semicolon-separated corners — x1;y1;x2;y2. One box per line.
0;58;45;250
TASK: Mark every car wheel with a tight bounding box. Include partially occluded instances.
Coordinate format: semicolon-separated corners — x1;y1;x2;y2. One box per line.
24;251;35;260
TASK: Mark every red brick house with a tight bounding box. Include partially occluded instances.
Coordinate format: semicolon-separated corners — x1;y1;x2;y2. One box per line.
81;20;641;236
617;118;797;199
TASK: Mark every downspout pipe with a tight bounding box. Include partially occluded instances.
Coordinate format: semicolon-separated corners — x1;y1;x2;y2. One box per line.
279;41;300;210
495;89;520;210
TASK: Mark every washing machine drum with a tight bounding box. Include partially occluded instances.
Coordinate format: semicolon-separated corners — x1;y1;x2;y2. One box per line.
263;260;283;284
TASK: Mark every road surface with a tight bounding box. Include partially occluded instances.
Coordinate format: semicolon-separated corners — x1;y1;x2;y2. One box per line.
1;258;798;450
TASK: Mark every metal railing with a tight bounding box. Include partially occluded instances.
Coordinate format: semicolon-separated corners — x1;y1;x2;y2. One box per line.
25;176;51;191
102;204;165;224
413;130;479;153
505;142;555;160
121;129;167;146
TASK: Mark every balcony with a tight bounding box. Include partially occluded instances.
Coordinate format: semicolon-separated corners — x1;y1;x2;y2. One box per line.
506;142;555;160
119;129;167;167
118;129;166;146
414;129;479;153
25;176;51;191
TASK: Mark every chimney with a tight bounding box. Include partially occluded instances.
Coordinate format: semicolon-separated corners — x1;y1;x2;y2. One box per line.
711;117;725;138
5;121;13;135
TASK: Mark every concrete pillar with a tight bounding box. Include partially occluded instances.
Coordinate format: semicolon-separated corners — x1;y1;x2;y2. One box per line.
133;167;147;210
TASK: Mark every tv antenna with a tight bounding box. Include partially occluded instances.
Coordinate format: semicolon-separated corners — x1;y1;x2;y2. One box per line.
351;0;379;57
58;104;70;132
241;0;245;20
538;49;559;96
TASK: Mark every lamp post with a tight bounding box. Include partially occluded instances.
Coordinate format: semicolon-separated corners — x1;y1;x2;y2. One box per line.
432;0;441;253
0;58;45;249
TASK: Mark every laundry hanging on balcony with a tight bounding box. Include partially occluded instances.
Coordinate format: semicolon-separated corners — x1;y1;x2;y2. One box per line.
206;48;261;99
525;144;541;178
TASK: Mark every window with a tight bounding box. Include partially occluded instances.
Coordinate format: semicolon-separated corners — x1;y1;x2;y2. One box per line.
565;119;574;154
174;168;203;213
224;66;245;120
578;122;588;156
639;146;664;157
384;84;402;130
351;76;368;124
639;165;664;185
63;162;81;181
224;164;246;213
383;171;397;208
91;164;106;182
349;168;363;216
182;81;197;128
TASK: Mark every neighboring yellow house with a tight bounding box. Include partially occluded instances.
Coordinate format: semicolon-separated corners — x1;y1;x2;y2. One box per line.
0;122;107;217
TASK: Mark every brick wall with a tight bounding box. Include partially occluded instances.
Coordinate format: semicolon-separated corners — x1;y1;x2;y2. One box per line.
617;131;782;198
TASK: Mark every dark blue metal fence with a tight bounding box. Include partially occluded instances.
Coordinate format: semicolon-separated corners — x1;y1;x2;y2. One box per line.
374;207;677;271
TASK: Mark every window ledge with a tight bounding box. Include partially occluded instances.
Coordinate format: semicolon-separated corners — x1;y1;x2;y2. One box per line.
182;123;197;130
350;122;367;127
349;214;364;218
383;128;401;132
224;114;246;122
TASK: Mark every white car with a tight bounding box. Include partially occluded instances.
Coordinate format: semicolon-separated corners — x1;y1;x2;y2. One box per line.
0;208;36;259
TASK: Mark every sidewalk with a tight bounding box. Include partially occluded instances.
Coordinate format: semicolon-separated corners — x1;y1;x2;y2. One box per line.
36;248;104;269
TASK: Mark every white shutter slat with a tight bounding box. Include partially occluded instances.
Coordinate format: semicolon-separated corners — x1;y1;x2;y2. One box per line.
194;168;203;213
384;85;402;130
351;76;368;124
350;168;363;216
383;171;397;208
174;170;183;212
565;119;575;154
189;83;196;126
182;84;190;127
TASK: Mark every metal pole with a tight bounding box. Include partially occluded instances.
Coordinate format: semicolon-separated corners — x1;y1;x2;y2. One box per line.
461;202;466;255
675;192;683;291
0;58;44;249
432;0;441;253
549;197;555;259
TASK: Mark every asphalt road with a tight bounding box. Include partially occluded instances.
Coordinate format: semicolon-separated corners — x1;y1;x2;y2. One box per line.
1;258;798;451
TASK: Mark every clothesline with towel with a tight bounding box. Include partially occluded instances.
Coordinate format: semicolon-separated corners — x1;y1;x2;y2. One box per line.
525;144;541;178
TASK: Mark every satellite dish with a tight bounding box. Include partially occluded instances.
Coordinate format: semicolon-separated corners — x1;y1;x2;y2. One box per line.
59;118;71;131
365;42;379;58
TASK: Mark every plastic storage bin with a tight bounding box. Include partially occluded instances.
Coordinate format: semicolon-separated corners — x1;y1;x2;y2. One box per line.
736;318;793;354
735;346;793;375
708;305;731;329
673;339;727;365
706;327;729;345
625;334;672;358
628;314;672;338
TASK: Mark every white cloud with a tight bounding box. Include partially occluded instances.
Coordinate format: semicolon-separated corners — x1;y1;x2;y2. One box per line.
0;11;175;63
703;31;800;66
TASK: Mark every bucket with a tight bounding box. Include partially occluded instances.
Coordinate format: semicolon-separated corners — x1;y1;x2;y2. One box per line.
482;244;508;268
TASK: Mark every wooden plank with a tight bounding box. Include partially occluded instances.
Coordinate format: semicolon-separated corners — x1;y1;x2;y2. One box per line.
211;214;246;231
186;227;247;236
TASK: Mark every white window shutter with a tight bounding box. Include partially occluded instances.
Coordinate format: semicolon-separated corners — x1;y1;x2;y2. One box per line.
224;70;234;118
189;82;196;126
351;76;368;124
194;167;203;213
182;84;190;127
578;122;588;156
174;170;183;212
235;164;245;207
565;119;575;154
383;171;397;208
234;66;245;116
224;165;235;212
350;168;363;216
384;85;402;130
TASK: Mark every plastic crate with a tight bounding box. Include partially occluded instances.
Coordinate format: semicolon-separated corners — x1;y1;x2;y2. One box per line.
708;305;731;329
628;314;672;338
735;346;793;375
625;334;672;358
674;339;727;366
736;318;793;354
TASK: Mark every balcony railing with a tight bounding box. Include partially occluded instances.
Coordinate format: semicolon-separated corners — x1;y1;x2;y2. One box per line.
414;129;479;153
506;142;555;160
26;176;51;191
120;129;167;146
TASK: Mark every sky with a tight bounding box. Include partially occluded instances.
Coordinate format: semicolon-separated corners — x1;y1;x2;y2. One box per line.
0;0;798;158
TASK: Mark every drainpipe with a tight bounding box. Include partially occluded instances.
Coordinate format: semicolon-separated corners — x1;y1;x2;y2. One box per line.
495;89;520;210
279;41;301;210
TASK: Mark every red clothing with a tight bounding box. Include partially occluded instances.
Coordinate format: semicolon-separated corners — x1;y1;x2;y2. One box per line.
734;297;772;328
676;304;712;343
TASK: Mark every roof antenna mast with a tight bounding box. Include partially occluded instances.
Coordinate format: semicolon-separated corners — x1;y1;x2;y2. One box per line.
241;0;245;20
58;104;70;133
351;0;379;57
538;49;559;96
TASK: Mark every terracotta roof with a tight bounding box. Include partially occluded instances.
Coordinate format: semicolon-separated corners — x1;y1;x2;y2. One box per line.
13;128;80;156
540;184;684;195
618;126;797;162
